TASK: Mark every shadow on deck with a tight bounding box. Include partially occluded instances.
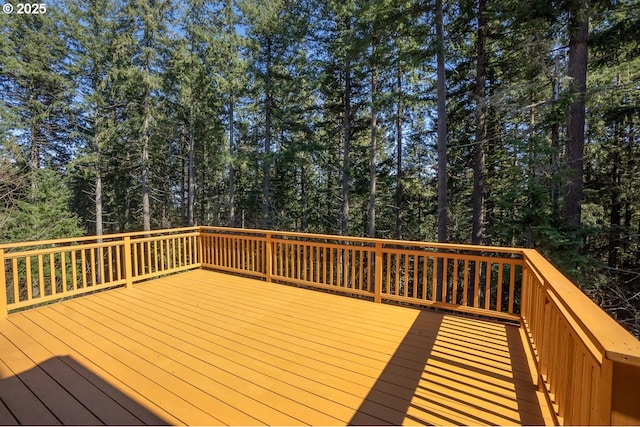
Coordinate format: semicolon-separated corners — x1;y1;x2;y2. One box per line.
350;310;545;426
0;355;169;425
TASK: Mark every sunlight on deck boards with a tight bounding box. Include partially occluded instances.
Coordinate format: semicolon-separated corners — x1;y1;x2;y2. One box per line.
0;269;553;426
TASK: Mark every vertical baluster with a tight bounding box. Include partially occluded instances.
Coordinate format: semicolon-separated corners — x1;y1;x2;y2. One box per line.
71;250;78;289
462;259;469;306
508;264;516;314
131;242;138;278
26;255;33;301
329;247;334;286
452;258;459;305
12;258;19;303
115;245;121;281
90;246;97;285
123;236;133;288
144;240;152;273
60;252;67;293
431;256;438;302
49;253;56;295
37;254;44;298
421;256;427;300
349;249;356;289
315;245;320;284
483;260;491;310
374;242;382;303
107;245;113;282
496;263;504;312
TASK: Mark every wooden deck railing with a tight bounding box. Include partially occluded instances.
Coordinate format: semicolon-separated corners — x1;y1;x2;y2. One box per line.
199;227;524;321
1;226;639;425
520;249;640;426
0;227;200;313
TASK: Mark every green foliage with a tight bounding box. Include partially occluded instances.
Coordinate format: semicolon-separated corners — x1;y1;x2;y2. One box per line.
1;169;83;243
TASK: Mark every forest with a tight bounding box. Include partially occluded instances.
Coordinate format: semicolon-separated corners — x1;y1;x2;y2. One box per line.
0;0;639;335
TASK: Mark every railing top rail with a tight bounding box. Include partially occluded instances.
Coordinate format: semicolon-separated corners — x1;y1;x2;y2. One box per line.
522;249;640;367
0;226;200;251
199;226;524;255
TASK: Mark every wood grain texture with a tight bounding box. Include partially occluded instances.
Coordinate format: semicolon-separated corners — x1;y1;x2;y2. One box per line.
0;269;553;425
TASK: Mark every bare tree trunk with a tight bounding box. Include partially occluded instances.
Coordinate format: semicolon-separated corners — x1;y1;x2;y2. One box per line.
96;166;103;236
368;37;377;238
564;1;589;231
263;38;272;230
472;0;487;245
29;88;40;172
436;0;448;244
608;121;621;269
187;96;195;226
551;55;561;222
301;166;308;231
395;62;403;240
341;57;351;236
228;96;235;227
94;101;103;236
141;107;151;232
141;20;152;233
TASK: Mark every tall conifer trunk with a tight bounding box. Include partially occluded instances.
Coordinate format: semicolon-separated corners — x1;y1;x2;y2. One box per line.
341;57;351;236
141;93;151;232
472;0;487;245
436;0;447;244
141;13;152;233
229;96;236;228
187;96;195;226
564;1;589;232
551;55;561;222
96;164;103;236
368;36;377;238
608;122;621;269
263;37;272;229
395;62;403;240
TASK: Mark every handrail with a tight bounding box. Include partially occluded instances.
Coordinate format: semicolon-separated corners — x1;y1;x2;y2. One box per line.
0;228;201;312
198;225;525;253
520;249;640;425
0;226;200;251
1;226;639;425
523;250;640;366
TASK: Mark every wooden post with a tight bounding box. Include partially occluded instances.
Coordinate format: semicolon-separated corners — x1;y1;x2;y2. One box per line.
123;237;133;289
0;249;7;317
374;242;382;303
266;233;273;283
595;357;613;425
519;261;530;329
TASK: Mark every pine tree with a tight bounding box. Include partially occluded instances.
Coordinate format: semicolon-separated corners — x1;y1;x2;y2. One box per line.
4;169;83;242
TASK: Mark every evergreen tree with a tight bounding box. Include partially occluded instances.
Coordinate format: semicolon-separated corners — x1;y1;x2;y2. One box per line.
3;169;83;242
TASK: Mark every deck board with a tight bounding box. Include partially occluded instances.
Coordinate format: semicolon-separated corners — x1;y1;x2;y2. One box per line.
0;269;553;425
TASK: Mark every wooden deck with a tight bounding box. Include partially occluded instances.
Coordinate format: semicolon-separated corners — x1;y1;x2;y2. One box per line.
0;269;553;426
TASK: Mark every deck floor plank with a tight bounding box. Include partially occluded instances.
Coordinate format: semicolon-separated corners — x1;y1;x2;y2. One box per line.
0;319;145;426
5;313;180;425
69;297;343;426
22;308;220;425
0;354;61;426
0;394;18;425
0;332;101;425
0;269;553;425
96;280;414;423
40;305;259;426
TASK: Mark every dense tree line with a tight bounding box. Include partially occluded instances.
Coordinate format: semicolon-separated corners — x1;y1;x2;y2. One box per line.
1;0;639;335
